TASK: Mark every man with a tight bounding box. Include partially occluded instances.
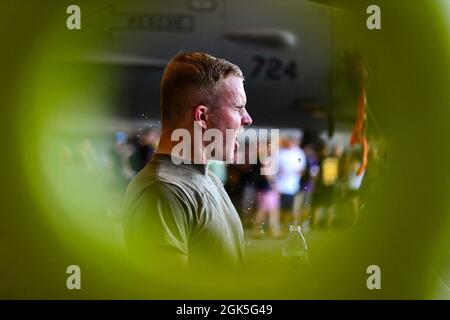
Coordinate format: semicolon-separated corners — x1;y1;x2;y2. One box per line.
123;52;252;273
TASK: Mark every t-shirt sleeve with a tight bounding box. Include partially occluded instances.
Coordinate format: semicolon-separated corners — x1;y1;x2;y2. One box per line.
124;182;193;265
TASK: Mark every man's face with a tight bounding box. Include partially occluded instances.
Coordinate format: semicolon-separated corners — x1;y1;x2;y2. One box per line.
207;76;252;161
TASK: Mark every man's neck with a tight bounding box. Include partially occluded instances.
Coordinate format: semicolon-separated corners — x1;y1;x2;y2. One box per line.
155;130;207;164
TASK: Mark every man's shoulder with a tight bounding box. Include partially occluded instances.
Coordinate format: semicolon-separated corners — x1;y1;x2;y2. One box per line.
125;161;202;211
125;169;188;205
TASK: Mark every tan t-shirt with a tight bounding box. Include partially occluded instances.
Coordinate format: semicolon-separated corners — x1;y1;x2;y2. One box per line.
123;154;245;271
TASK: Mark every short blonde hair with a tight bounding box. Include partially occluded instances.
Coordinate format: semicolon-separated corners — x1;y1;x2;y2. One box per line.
160;52;243;126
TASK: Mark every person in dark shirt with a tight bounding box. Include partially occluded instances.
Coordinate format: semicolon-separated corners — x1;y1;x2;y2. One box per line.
123;52;253;273
129;126;158;173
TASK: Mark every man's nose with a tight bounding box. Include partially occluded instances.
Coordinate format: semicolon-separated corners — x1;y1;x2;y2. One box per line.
241;109;253;126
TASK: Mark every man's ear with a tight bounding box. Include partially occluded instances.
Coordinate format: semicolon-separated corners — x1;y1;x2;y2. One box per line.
193;105;208;129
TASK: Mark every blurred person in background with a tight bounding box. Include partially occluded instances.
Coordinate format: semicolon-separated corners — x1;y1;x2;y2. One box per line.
224;164;247;215
250;140;282;239
129;126;159;173
293;143;319;232
275;136;307;230
311;142;339;229
224;141;256;224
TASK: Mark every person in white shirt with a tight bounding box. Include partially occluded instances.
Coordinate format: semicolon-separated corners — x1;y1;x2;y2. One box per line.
275;137;307;228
